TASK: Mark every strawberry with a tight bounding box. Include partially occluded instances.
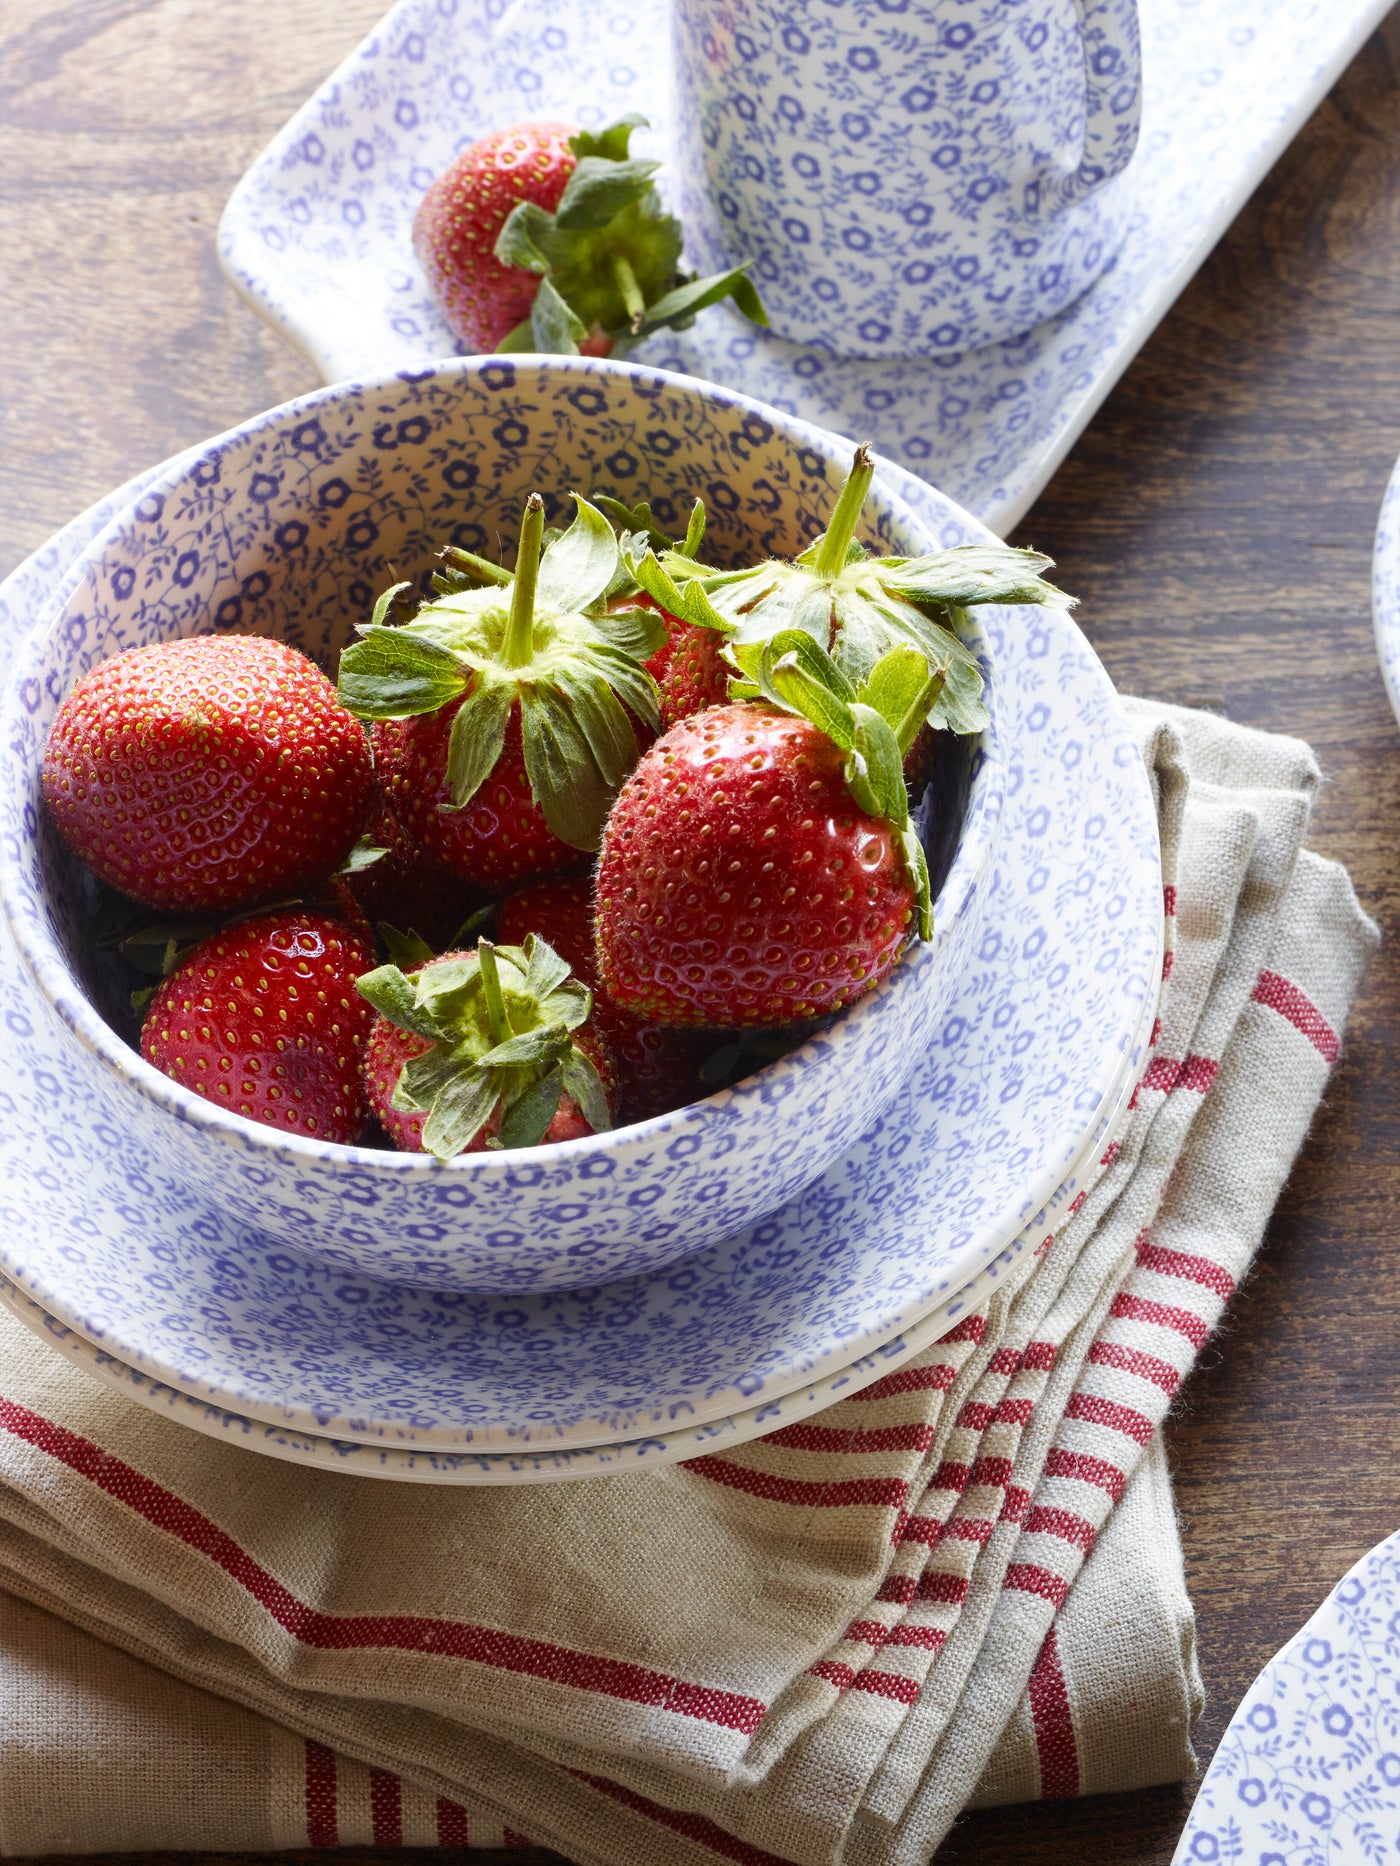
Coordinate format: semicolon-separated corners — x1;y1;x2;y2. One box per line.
627;445;1075;762
339;493;667;890
596;495;731;732
140;911;375;1142
647;616;731;732
497;874;708;1120
346;797;485;950
494;874;597;981
358;935;615;1158
369;706;568;892
414;114;766;356
43;634;373;915
595;635;941;1029
414;121;577;355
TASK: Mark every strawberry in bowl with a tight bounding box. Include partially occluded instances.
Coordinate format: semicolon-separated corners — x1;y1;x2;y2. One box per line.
339;490;665;887
42;634;373;914
0;357;1006;1293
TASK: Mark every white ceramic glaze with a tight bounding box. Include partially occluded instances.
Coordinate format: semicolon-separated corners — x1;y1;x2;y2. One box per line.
0;357;1006;1294
217;0;1391;532
1371;453;1400;733
1174;1529;1400;1866
672;0;1140;357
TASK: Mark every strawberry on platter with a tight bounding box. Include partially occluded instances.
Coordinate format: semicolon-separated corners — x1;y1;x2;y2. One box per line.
625;444;1077;757
42;634;373;914
338;492;667;890
359;934;615;1159
497;872;709;1122
139;910;376;1143
596;633;945;1030
413;114;767;356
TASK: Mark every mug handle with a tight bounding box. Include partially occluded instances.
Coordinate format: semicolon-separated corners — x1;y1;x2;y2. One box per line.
1028;0;1142;217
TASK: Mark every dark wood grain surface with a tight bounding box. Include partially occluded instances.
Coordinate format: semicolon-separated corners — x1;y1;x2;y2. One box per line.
2;2;1399;1861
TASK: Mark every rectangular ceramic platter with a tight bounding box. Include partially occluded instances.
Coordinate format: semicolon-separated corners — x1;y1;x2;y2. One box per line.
219;0;1392;533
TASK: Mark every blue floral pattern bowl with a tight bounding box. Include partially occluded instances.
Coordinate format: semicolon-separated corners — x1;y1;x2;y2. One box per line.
0;357;1004;1293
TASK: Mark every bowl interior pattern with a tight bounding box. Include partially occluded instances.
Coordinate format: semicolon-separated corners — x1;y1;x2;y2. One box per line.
0;358;1003;1292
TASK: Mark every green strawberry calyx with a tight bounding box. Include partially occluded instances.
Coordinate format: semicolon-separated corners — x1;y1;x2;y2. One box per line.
337;493;667;852
357;934;611;1160
736;630;944;942
627;443;1076;738
492;116;768;356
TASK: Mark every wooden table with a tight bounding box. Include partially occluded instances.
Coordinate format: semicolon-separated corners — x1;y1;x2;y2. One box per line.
2;3;1398;1861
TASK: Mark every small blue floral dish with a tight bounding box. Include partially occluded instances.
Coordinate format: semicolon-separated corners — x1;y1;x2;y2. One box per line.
1174;1529;1400;1866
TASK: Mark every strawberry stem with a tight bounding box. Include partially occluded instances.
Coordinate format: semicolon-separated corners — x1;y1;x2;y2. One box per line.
612;254;647;333
502;494;545;669
812;444;875;580
477;938;512;1047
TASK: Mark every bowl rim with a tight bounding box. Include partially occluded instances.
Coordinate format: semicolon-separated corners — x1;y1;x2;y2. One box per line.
0;352;1006;1179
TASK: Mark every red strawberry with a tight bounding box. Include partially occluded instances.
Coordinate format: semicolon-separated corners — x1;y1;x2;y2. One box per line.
367;1013;614;1153
339;495;666;892
358;936;616;1158
413;121;577;353
595;638;936;1028
630;444;1072;772
140;911;375;1143
494;874;596;979
497;875;708;1120
347;792;493;941
413;115;765;356
371;706;576;890
602;504;732;732
646;614;731;730
43;635;373;915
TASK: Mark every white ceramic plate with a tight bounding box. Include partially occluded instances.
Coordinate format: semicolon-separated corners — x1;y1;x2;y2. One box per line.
1173;1528;1400;1865
1371;453;1400;730
218;0;1392;534
0;452;1161;1459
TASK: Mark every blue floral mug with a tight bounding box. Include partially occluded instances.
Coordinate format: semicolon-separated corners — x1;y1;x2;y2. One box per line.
671;0;1142;359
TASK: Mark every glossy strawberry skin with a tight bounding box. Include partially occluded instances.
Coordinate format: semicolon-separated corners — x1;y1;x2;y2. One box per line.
42;635;373;915
345;794;487;950
365;968;617;1154
495;875;597;979
140;912;375;1143
412;121;575;352
645;613;731;730
497;875;709;1120
595;705;916;1028
371;703;577;891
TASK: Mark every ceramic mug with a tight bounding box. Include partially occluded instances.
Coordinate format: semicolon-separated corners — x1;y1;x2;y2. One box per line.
671;0;1142;359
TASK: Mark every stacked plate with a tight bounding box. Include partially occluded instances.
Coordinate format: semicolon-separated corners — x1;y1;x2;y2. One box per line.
0;447;1160;1484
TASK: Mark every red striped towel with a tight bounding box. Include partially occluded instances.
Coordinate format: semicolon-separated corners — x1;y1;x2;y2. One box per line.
0;699;1377;1862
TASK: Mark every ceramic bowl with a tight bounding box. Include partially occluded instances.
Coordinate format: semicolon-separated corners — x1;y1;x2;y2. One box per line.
0;356;1004;1292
